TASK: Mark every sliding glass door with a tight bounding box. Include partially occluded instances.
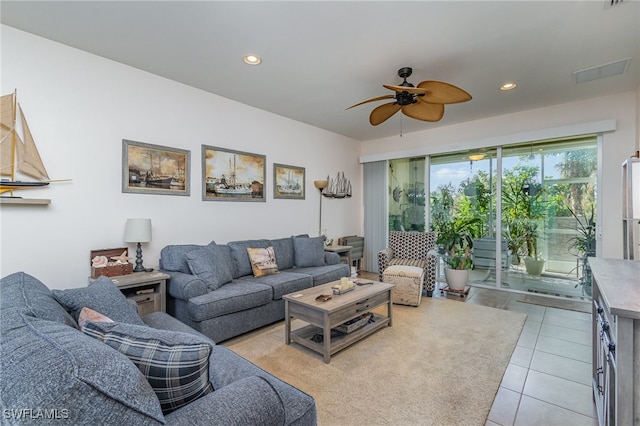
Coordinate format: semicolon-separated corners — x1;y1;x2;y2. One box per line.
429;150;499;284
428;136;597;299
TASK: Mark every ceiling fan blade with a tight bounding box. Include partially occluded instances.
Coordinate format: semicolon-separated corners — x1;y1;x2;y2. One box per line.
346;94;395;110
402;102;445;122
416;81;472;104
383;84;428;95
370;102;402;126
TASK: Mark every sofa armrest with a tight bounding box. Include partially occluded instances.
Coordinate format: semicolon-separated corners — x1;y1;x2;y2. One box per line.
164;375;285;426
377;247;394;282
162;270;208;301
324;252;340;265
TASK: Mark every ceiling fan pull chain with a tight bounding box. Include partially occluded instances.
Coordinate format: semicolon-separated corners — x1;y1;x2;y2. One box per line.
400;114;403;137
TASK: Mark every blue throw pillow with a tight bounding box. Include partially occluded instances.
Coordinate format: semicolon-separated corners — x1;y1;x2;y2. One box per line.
293;236;326;268
82;321;214;414
53;277;144;325
185;247;233;290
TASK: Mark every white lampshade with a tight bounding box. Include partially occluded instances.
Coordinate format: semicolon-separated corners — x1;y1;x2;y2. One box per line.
124;218;152;243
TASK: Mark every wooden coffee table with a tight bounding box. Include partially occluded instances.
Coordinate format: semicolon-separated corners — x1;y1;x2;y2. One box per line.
283;280;393;363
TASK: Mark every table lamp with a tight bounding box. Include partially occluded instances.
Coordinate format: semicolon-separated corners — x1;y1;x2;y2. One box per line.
124;218;152;272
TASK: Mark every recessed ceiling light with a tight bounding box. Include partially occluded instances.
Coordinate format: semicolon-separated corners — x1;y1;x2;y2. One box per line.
500;82;517;91
243;55;261;65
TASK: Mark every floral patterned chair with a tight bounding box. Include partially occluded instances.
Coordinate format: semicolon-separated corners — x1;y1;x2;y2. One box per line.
378;231;438;296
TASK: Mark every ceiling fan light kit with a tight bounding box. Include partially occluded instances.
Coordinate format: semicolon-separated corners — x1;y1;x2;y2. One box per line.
347;67;471;126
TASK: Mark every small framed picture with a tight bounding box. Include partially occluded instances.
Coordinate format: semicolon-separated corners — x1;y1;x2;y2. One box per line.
122;139;190;196
202;145;266;202
273;163;305;200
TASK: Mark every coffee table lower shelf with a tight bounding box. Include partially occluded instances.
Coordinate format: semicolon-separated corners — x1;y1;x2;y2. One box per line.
289;313;389;360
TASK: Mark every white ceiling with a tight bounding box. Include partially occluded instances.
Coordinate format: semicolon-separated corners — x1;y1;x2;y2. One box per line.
2;1;639;141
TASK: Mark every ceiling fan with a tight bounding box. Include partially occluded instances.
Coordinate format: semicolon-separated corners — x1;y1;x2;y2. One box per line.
347;67;472;126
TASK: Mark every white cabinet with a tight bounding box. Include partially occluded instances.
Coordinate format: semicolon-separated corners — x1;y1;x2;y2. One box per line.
589;258;640;425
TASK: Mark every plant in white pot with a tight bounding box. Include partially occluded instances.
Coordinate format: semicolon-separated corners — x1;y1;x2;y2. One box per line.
437;218;479;291
523;220;545;276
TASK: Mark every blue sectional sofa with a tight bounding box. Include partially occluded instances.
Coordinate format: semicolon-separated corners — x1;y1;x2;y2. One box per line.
160;235;351;343
0;272;317;425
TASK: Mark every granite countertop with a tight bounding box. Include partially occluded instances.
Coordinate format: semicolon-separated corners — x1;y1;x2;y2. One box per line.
589;257;640;319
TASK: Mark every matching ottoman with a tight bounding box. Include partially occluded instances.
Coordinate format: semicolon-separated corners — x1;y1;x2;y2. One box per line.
382;265;424;306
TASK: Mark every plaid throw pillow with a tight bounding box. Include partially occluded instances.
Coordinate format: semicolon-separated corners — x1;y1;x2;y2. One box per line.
82;321;214;414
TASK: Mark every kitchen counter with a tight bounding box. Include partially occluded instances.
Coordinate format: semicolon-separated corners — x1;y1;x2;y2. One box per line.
588;257;640;319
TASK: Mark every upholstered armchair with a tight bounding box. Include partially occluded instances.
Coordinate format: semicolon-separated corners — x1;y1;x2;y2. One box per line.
378;231;437;296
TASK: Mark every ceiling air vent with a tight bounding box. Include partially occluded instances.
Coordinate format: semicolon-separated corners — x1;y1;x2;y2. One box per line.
573;58;630;84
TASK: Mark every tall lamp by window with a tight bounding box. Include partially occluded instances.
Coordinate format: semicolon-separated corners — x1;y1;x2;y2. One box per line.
314;180;328;236
124;218;152;272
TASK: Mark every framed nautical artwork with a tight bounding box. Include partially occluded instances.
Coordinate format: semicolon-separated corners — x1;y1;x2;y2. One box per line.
201;145;266;202
273;163;305;200
122;140;190;196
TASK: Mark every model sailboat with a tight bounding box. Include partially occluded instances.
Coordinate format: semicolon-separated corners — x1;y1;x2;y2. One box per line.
1;90;51;196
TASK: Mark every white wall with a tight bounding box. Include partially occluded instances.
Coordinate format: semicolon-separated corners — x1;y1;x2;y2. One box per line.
0;26;362;289
359;91;639;260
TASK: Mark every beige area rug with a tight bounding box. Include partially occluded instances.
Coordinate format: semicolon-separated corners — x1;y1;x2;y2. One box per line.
518;294;591;313
224;298;526;426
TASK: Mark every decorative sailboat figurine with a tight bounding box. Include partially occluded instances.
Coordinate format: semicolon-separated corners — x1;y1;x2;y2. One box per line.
1;90;56;196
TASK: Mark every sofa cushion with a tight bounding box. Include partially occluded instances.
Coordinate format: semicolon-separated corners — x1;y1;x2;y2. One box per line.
238;271;312;299
0;315;164;424
292;264;351;286
208;345;317;426
247;246;280;278
227;239;271;278
213;244;238;278
270;237;295;270
53;277;145;326
185;248;233;290
187;281;273;322
160;241;216;273
293;236;326;268
82;321;214;414
0;272;78;328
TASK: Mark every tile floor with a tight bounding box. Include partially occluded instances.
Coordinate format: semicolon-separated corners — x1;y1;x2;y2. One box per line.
438;286;597;426
360;270;597;424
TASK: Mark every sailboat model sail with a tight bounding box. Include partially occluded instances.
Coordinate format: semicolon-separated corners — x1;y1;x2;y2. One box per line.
1;90;50;195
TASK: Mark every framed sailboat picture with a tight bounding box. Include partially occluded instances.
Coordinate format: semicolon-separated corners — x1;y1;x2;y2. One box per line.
202;145;266;202
273;163;305;200
122;140;190;196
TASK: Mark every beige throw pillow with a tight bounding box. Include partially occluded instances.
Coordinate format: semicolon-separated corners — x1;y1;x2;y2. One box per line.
247;246;279;277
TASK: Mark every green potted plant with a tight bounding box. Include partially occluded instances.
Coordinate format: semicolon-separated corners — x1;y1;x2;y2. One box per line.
502;170;547;275
523;220;545;275
504;219;527;265
436;217;479;290
567;205;596;296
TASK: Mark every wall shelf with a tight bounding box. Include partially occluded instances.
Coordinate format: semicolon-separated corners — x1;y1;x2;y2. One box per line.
0;198;51;205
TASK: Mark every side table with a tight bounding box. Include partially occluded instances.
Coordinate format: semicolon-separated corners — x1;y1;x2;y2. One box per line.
324;245;352;269
90;271;168;315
